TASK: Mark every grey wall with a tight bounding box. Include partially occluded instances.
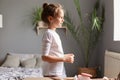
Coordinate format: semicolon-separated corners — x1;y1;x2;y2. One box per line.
98;0;120;77
58;0;98;76
0;0;103;77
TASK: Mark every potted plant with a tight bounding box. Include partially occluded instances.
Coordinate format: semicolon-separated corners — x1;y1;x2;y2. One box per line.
32;7;47;35
32;7;42;27
64;0;104;77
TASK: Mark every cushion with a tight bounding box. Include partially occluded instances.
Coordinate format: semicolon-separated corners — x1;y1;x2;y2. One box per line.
21;57;36;68
1;55;20;67
34;54;43;68
35;57;43;68
7;53;34;61
6;53;43;68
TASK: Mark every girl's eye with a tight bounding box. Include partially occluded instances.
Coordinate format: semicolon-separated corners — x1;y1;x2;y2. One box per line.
61;17;63;19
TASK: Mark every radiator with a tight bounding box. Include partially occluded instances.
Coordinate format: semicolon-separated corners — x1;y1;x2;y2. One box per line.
104;50;120;78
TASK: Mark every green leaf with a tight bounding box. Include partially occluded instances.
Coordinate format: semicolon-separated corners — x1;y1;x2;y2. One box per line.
32;7;42;26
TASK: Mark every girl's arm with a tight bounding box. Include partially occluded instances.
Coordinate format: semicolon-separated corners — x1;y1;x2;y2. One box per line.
42;53;74;63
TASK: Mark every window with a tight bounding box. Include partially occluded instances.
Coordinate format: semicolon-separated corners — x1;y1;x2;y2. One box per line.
114;0;120;41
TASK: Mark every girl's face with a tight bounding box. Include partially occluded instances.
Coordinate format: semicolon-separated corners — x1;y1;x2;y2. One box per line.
49;9;64;29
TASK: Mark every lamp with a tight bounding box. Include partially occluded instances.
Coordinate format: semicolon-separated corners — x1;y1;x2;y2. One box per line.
0;14;3;28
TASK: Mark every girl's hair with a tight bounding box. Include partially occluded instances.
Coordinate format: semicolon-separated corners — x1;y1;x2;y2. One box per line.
41;3;63;24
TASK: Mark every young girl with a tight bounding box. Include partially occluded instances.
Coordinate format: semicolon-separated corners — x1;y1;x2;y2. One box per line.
41;3;74;77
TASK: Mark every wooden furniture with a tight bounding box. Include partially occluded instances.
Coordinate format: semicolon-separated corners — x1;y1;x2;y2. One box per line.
36;26;67;35
23;77;74;80
23;77;114;80
23;77;73;80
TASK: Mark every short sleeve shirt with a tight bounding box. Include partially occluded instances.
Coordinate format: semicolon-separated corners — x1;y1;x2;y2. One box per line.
42;29;64;76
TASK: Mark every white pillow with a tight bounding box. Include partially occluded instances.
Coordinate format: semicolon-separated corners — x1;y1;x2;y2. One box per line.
35;57;43;68
34;54;43;68
1;55;20;67
7;53;34;61
21;58;36;68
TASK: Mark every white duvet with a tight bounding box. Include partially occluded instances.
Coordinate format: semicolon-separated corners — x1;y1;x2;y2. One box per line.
0;67;43;80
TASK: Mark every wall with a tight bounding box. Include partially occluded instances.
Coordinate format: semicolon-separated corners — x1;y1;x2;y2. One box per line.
58;0;98;76
0;0;96;76
98;0;120;77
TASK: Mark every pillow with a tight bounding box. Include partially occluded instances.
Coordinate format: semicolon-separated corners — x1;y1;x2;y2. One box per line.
21;57;36;68
35;57;43;68
7;53;34;61
1;55;20;67
34;54;43;68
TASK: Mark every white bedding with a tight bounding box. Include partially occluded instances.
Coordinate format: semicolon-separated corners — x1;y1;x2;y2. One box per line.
0;67;43;80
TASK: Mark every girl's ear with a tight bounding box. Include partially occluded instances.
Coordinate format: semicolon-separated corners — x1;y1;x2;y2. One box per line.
48;16;53;23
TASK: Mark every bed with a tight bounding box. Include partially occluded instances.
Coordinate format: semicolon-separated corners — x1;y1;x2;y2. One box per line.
0;53;43;80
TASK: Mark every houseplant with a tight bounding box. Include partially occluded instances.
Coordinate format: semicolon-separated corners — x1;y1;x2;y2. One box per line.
64;0;104;77
32;7;47;35
32;7;42;27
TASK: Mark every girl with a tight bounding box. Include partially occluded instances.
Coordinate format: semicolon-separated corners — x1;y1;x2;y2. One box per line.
41;3;74;77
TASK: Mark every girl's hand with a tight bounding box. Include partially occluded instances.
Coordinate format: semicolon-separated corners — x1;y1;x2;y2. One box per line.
63;53;74;63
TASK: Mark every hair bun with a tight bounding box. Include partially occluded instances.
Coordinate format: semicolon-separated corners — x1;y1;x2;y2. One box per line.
43;3;48;9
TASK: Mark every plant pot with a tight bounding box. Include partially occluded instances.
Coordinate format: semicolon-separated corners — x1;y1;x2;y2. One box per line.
78;67;97;78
